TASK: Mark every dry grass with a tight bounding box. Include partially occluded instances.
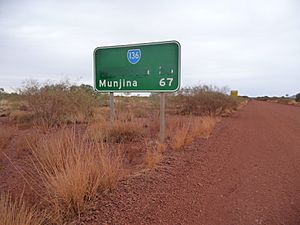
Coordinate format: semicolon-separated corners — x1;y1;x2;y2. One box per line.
287;100;300;106
0;126;16;151
132;107;148;118
257;97;300;107
149;117;160;133
171;123;191;151
27;128;123;223
144;142;165;168
237;99;249;109
9;110;34;125
144;149;162;168
0;193;45;225
190;116;218;139
169;116;218;150
90;107;108;123
0;99;10;112
85;120;145;143
116;110;134;122
14;133;40;158
108;120;145;142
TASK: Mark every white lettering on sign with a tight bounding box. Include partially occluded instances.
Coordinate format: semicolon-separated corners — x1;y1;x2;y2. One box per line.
99;79;138;89
159;78;173;87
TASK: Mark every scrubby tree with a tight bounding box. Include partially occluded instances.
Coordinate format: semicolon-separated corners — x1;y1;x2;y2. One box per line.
0;88;4;101
296;93;300;102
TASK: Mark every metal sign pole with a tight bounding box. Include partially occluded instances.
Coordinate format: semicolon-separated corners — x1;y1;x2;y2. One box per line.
110;92;115;122
160;93;165;143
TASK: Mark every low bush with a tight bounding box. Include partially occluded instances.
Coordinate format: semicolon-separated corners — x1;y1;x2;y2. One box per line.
169;85;241;116
20;81;98;127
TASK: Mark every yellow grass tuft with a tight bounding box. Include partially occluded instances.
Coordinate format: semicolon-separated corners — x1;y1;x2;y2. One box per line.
171;123;191;151
28;128;123;222
144;141;164;168
169;116;217;150
190;116;217;139
0;193;44;225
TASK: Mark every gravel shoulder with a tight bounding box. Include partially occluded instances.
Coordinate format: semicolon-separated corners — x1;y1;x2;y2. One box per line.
73;101;300;225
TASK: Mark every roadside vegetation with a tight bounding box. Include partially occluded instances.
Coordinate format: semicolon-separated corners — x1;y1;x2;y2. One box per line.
20;81;98;127
168;85;242;116
256;93;300;106
0;81;246;224
0;193;45;225
27;128;122;223
296;93;300;102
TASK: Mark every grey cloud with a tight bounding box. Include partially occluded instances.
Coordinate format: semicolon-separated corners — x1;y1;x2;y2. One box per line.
0;0;299;96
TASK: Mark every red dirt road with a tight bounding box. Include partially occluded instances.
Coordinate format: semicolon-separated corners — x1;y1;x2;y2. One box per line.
74;101;300;225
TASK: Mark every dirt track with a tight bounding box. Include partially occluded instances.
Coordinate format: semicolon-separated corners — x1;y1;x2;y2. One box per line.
74;101;300;225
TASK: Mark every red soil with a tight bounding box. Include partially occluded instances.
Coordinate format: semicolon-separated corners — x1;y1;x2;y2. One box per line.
72;101;300;225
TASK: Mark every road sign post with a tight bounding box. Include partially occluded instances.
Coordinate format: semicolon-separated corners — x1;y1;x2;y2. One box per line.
94;41;181;142
109;92;115;122
160;93;166;143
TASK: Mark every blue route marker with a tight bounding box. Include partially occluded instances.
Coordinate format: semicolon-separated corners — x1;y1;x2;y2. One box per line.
127;49;141;64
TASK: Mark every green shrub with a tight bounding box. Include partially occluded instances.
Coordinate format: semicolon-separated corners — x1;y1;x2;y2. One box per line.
21;81;98;127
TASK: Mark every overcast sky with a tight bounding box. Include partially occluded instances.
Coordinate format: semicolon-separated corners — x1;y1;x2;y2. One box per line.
0;0;299;96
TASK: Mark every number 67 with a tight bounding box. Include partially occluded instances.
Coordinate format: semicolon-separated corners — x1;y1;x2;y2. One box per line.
159;78;173;86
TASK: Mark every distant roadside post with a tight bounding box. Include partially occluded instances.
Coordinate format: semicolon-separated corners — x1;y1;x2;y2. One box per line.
94;41;181;143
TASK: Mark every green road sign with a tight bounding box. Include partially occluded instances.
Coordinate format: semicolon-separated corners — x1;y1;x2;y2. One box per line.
94;41;181;92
